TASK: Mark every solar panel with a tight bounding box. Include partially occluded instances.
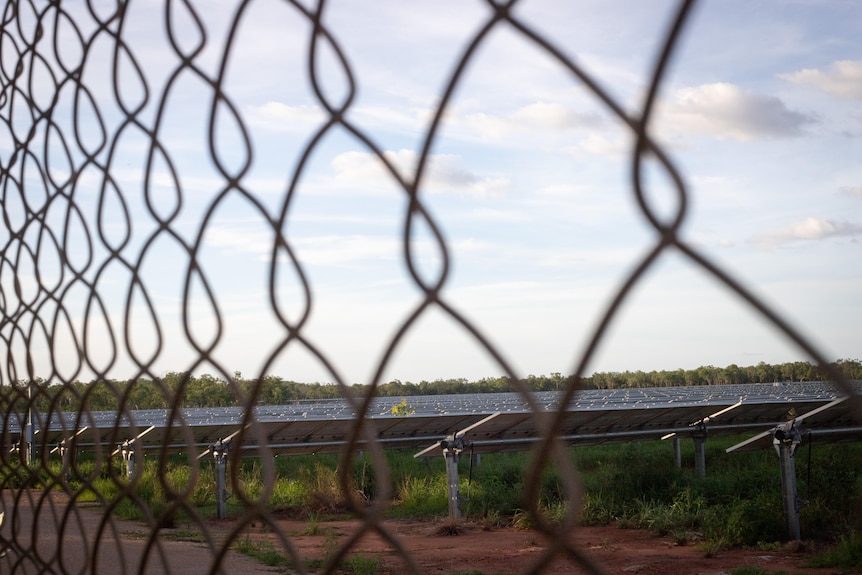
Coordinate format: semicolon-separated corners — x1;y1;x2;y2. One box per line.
5;382;859;461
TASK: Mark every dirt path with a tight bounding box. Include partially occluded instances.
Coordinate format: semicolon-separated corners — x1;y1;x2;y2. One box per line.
0;490;274;575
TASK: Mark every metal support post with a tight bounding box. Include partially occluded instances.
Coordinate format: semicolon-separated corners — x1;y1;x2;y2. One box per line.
440;437;465;522
58;441;70;488
120;440;136;479
673;437;682;470
25;381;36;465
693;424;707;478
212;439;230;520
773;422;804;541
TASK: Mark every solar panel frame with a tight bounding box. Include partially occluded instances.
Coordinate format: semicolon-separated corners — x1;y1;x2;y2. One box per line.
727;395;862;452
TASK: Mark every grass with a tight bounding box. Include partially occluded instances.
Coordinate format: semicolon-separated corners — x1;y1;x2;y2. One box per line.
235;538;293;568
342;554;380;575
160;529;207;543
806;532;862;570
234;531;380;574
729;568;793;575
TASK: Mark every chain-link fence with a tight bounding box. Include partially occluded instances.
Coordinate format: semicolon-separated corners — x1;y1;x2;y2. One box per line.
1;0;860;573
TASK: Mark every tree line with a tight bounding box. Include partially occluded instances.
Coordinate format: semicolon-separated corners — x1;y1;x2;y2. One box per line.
7;358;861;413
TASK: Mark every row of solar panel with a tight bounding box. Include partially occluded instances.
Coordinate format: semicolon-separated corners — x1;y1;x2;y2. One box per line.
2;383;859;460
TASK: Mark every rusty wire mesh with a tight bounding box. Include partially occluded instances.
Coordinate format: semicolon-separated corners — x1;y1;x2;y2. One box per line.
1;0;860;573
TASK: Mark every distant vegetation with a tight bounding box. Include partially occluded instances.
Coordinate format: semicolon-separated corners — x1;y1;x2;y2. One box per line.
9;358;862;412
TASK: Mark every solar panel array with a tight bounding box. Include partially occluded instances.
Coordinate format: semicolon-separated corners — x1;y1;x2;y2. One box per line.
6;382;860;461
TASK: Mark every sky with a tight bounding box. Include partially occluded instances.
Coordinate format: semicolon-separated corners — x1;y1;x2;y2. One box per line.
1;0;861;386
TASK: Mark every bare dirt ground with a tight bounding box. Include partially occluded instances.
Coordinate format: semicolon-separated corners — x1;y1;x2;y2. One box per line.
231;513;845;575
3;491;848;574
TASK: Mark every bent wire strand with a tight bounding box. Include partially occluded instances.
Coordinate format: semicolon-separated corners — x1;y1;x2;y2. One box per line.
0;1;859;575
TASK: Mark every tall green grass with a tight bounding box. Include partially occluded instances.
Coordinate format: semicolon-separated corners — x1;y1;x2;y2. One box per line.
806;532;862;570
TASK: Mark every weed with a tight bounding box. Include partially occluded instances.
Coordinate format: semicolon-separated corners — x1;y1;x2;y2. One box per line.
806;532;862;570
701;496;783;546
435;521;463;536
597;538;613;550
302;511;322;535
118;530;150;540
755;541;783;552
234;537;292;567
306;462;349;514
580;492;614;526
542;500;568;525
729;568;792;575
160;529;205;543
697;536;726;558
269;477;306;507
392;475;447;518
342;554;379;575
511;510;534;531
670;529;688;546
480;510;505;530
314;530;382;575
322;527;341;558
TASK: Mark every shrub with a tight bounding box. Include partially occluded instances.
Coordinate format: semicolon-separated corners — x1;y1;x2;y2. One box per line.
702;496;784;547
392;475;447;518
807;532;862;570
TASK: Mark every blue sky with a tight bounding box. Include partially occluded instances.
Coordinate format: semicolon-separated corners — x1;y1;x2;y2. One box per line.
2;1;860;385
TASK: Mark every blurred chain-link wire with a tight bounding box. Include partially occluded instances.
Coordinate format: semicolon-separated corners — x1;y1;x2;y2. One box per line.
1;0;859;573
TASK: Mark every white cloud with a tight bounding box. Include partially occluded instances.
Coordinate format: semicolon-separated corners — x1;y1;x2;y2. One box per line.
748;217;862;249
204;226;276;256
442;101;605;143
292;235;400;266
690;175;730;187
203;225;404;267
350;104;433;134
779;60;862;100
564;133;627;158
839;186;862;198
509;102;604;131
459;112;510;141
330;149;510;197
658;83;816;141
151;172;231;194
463;208;530;223
244;102;327;132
